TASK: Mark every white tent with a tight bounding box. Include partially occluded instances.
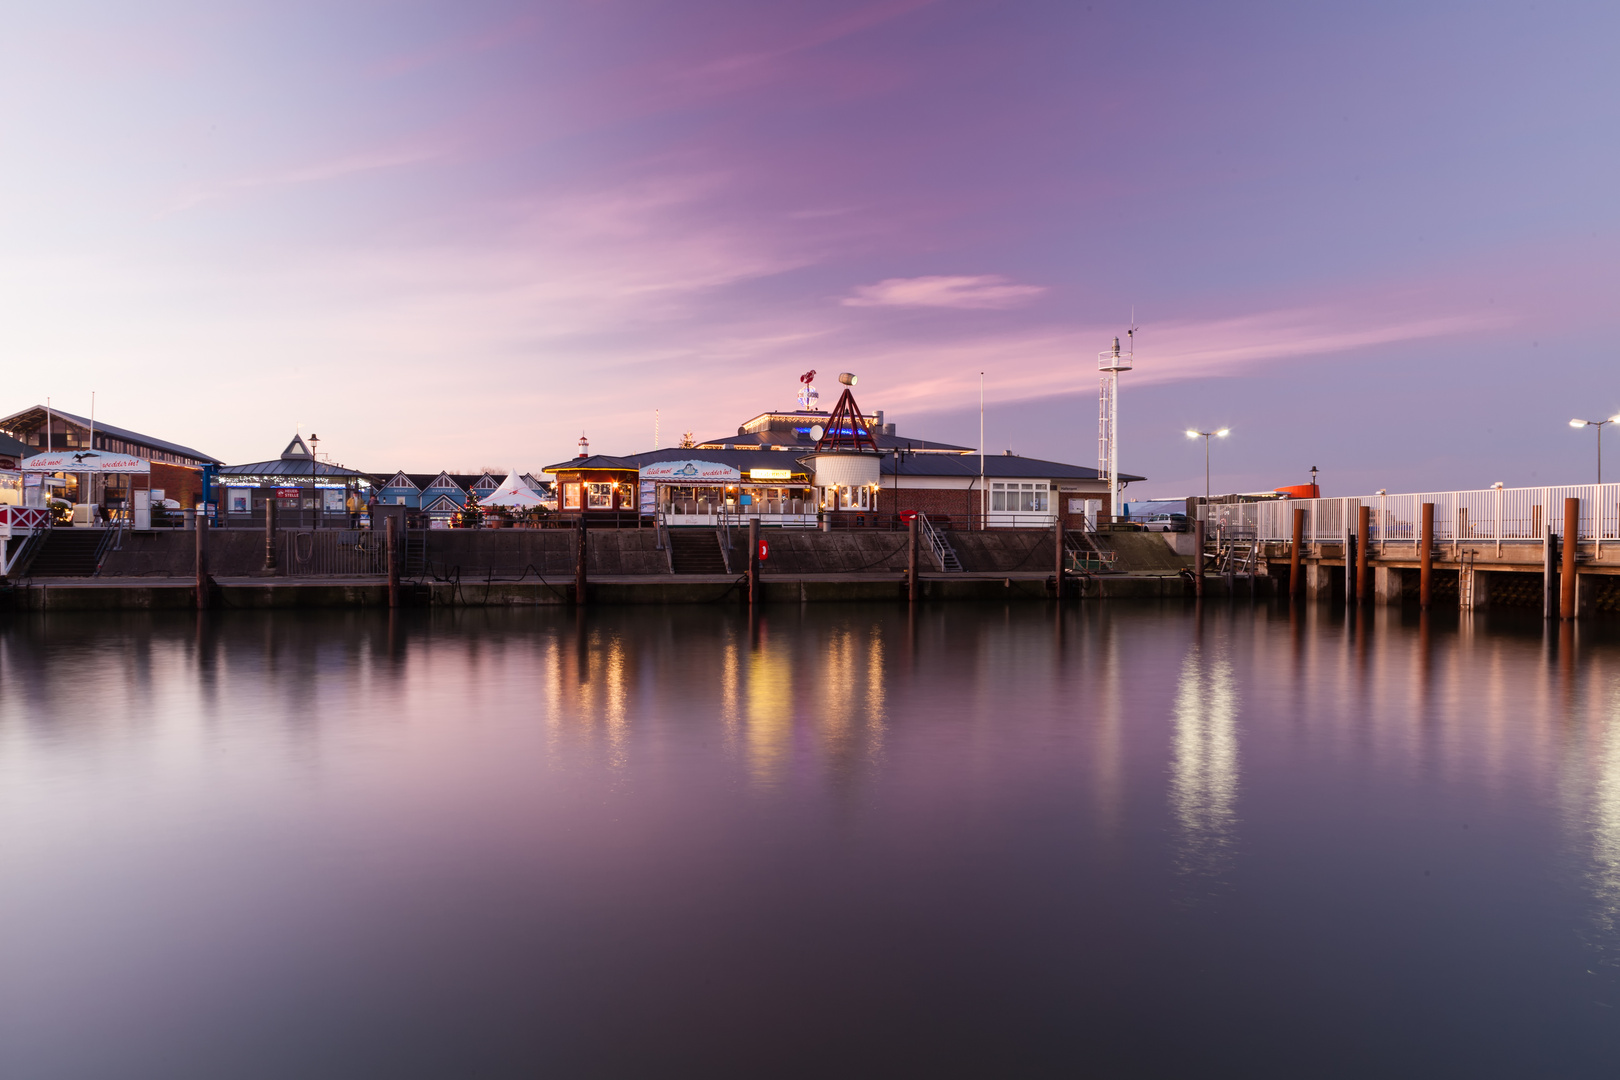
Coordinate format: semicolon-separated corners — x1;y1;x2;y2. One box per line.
480;472;545;509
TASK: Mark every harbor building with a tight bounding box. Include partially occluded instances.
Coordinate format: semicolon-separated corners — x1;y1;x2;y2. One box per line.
546;376;1140;528
0;404;218;518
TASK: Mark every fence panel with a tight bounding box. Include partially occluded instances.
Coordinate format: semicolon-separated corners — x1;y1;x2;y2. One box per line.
278;529;388;576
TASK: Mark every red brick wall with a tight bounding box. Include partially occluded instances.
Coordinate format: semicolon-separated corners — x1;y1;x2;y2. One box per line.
151;462;203;508
885;487;977;523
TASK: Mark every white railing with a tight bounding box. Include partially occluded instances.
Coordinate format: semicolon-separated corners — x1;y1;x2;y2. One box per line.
1198;483;1620;547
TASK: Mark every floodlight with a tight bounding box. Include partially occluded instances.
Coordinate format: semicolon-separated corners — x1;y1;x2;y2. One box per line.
1185;430;1198;438
1571;419;1588;428
1216;428;1230;438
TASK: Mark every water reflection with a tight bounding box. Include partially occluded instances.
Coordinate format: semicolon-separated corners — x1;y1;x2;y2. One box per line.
3;605;1620;1075
1169;636;1241;891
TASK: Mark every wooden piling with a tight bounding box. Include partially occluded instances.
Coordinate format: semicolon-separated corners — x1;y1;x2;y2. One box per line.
908;515;919;603
264;499;278;571
1356;505;1370;605
575;516;588;604
1544;525;1558;619
1194;518;1205;598
386;515;400;609
1561;496;1579;619
748;517;760;606
1419;502;1434;608
194;511;209;610
1053;518;1065;601
1290;508;1305;600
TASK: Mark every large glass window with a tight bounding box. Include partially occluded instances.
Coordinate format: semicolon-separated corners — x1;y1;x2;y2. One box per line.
563;483;581;510
587;482;613;509
992;482;1049;513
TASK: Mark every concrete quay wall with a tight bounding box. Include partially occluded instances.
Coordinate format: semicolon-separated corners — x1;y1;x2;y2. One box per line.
0;570;1264;611
86;526;1121;580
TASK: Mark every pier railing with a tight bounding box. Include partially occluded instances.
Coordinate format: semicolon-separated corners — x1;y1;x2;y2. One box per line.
1199;483;1620;548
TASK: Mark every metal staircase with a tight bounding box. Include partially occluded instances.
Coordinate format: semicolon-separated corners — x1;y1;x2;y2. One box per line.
1064;528;1117;572
25;529;111;577
917;514;962;572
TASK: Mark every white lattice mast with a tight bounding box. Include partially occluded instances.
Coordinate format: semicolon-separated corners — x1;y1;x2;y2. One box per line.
1097;331;1134;521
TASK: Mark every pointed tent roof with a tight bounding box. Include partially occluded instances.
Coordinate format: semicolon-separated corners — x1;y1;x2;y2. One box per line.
281;434;313;460
481;472;546;508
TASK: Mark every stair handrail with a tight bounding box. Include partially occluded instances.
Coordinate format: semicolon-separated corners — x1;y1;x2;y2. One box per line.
916;513;961;572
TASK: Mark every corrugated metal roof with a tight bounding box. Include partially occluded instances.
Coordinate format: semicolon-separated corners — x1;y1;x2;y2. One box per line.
216;459;375;479
0;405;219;464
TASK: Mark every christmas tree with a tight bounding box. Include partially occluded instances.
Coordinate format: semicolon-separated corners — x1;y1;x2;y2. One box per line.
457;488;485;529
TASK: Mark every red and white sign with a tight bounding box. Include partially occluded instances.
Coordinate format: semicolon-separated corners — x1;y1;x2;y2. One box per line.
758;539;769;561
638;459;741;482
21;450;149;474
276;487;300;498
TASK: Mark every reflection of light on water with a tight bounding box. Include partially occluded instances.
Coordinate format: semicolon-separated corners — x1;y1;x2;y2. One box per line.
1169;644;1240;889
604;633;629;771
745;647;794;787
865;636;887;766
1579;688;1620;967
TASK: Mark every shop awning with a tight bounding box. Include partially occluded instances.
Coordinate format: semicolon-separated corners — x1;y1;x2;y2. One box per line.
22;450;150;474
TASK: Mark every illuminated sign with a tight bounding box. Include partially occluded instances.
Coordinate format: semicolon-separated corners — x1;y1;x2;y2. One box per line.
639;459;741;482
21;450;150;474
749;468;792;481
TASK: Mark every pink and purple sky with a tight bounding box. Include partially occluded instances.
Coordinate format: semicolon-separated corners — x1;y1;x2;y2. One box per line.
3;1;1617;495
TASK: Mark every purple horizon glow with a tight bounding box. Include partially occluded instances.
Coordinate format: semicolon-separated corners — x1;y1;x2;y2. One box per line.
2;1;1617;495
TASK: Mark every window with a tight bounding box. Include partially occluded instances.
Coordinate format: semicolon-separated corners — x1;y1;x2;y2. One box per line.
587;482;613;509
992;482;1049;513
564;483;581;510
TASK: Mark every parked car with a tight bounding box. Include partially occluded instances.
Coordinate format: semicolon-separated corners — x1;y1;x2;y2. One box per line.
1138;513;1189;533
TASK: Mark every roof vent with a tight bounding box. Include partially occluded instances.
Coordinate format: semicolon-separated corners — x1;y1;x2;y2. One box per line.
280;434;313;461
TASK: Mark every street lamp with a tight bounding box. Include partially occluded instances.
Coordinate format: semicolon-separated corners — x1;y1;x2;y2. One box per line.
1569;416;1620;484
1185;428;1229;500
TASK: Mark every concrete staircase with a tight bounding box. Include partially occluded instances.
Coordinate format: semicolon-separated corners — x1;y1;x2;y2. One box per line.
668;529;728;574
27;529;109;577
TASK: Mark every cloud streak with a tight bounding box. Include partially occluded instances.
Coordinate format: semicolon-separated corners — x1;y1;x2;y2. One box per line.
842;274;1047;309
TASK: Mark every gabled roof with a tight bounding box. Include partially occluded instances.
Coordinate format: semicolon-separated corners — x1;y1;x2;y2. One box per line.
280;434;313;460
422;493;462;512
0;405;219;464
379;471;420;490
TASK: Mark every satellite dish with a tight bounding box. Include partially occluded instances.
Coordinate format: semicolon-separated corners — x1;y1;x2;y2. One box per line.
809;425;825;441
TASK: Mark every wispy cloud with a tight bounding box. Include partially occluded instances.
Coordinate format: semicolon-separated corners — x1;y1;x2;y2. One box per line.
842;274;1048;310
166;142;450;213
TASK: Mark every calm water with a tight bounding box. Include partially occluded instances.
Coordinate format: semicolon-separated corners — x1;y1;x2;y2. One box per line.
2;602;1618;1077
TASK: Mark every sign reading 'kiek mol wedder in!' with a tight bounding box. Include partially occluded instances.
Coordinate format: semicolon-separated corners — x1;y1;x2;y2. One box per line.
638;460;741;482
21;450;150;474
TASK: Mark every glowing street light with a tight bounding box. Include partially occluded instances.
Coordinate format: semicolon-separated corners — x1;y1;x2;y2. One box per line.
1570;415;1620;484
1185;428;1230;500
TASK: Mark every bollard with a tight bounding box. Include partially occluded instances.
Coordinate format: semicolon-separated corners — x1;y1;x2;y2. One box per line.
1419;502;1434;608
1290;508;1306;600
1544;525;1558;619
1561;497;1579;619
195;511;209;610
1357;505;1370;605
575;515;588;604
386;515;400;609
748;517;760;606
908;515;920;603
264;499;278;572
1054;518;1065;601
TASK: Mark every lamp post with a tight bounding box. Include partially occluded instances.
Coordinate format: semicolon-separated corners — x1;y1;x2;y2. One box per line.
1569;416;1620;484
1185;428;1229;500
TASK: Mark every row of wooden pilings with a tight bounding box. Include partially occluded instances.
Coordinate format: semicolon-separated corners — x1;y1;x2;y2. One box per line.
1277;496;1583;619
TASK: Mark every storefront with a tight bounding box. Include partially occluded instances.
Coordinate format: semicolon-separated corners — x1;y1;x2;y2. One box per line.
20;448;152;526
213;435;373;529
641;459;817;525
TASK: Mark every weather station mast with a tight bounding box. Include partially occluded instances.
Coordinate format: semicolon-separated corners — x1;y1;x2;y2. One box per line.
1097;324;1134;523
